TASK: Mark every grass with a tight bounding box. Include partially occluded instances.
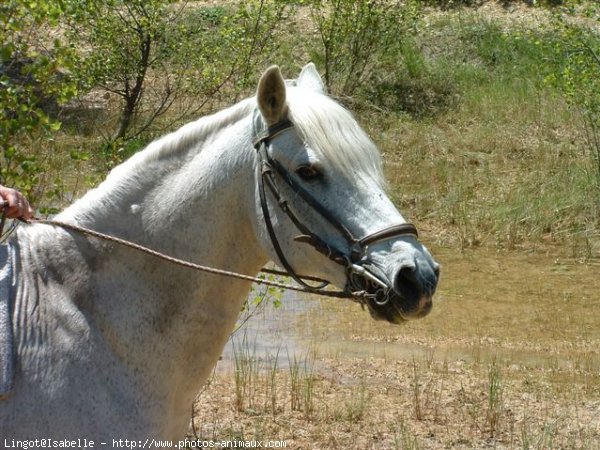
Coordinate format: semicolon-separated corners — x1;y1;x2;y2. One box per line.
411;358;423;421
393;421;421;450
486;360;504;437
193;332;600;449
288;349;317;419
231;332;261;412
366;10;600;255
333;376;369;423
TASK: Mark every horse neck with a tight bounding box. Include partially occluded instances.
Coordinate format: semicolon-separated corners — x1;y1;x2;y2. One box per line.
28;111;269;408
58;109;265;272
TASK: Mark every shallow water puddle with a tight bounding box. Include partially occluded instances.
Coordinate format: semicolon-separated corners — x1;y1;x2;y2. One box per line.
219;246;600;373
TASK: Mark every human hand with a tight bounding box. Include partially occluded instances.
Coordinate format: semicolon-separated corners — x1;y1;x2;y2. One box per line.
0;185;34;220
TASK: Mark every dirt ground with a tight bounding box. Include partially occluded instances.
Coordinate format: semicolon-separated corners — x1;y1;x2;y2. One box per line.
188;247;600;449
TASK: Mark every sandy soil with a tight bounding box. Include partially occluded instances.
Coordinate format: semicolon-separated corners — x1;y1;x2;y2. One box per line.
188;246;600;449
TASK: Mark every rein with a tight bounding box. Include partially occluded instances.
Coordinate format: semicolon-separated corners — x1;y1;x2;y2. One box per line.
2;208;363;302
8;214;365;301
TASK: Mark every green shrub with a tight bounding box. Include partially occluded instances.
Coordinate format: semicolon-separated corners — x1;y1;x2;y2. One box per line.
364;40;466;118
307;0;420;97
0;1;78;204
65;0;289;166
545;7;600;216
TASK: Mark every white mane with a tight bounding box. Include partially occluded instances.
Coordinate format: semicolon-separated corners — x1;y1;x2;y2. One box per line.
83;85;384;211
111;97;256;175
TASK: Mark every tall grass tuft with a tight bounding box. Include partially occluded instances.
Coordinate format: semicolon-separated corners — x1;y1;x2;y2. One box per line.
288;348;317;420
486;360;504;437
411;358;423;421
393;420;421;450
232;332;261;412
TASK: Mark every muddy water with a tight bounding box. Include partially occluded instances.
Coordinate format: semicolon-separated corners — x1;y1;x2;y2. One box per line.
220;246;600;372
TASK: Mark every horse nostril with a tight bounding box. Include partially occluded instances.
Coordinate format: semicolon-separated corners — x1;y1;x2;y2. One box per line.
393;266;421;304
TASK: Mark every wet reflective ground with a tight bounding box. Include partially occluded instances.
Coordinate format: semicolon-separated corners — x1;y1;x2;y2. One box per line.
222;245;600;373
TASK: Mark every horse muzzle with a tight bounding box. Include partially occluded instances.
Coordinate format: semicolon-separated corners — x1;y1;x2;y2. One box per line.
348;259;439;324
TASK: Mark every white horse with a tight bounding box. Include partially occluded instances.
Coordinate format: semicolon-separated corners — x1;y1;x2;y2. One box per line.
0;64;439;440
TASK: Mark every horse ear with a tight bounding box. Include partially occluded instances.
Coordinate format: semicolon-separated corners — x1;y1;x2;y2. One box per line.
297;63;326;94
257;65;288;125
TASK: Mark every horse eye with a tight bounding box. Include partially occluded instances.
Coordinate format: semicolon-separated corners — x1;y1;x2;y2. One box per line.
296;165;321;181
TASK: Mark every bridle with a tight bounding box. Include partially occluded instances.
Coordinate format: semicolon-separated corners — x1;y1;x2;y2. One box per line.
253;115;419;303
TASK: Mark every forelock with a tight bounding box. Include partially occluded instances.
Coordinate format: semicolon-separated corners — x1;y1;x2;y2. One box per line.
286;88;385;187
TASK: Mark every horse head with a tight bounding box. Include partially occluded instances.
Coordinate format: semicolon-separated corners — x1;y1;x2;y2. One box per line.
253;64;440;323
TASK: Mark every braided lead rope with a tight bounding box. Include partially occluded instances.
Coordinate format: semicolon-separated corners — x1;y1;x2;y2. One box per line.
28;218;365;301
